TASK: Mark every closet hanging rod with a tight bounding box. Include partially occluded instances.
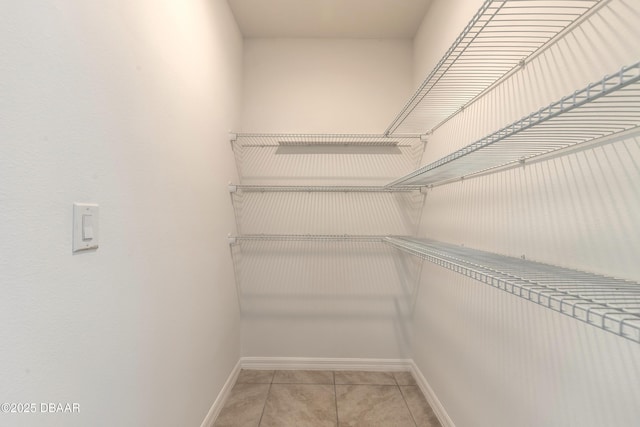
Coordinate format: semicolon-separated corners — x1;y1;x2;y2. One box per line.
385;0;603;135
386;61;640;188
385;237;640;344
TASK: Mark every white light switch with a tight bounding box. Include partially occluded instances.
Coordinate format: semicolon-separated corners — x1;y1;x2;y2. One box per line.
73;203;99;252
82;214;94;240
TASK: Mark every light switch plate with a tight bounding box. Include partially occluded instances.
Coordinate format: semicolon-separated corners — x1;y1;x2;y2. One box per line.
73;203;99;252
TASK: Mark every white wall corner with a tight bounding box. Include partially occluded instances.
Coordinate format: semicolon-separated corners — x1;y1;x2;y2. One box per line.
200;360;242;427
410;360;455;427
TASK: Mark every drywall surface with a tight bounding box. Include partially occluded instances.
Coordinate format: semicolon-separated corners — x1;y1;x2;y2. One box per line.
0;1;242;426
411;0;640;426
237;239;422;359
241;38;413;133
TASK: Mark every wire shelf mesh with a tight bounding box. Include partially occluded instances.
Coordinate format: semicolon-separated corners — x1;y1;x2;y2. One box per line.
232;185;421;193
233;133;422;147
388;62;640;187
232;234;388;243
385;0;602;135
230;186;426;236
231;133;424;186
385;237;640;343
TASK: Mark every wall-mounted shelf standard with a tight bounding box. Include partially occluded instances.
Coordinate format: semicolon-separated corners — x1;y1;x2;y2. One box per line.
385;237;640;344
387;62;640;187
385;0;602;135
230;133;425;185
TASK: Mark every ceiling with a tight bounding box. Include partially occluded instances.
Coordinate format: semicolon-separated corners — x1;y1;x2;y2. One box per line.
227;0;432;38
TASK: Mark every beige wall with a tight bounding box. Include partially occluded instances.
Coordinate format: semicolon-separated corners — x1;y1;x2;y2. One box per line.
241;38;413;133
0;1;242;425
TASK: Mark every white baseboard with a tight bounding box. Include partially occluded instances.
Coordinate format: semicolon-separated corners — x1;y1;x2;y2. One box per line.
410;360;455;427
240;356;413;372
200;359;242;427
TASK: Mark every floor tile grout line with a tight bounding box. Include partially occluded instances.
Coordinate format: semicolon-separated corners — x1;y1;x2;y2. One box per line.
333;371;339;427
256;372;275;427
391;374;418;427
398;385;419;427
334;383;399;386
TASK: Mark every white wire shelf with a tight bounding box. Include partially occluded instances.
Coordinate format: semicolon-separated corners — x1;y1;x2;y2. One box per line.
231;133;423;147
230;184;423;193
229;186;427;236
387;62;640;187
385;237;640;344
230;234;388;244
231;133;425;186
385;0;602;135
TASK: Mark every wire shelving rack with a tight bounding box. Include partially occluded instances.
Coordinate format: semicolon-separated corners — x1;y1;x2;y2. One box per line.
385;0;602;135
385;237;640;344
231;134;423;147
229;234;388;244
229;185;422;193
229;185;427;235
387;62;640;187
225;1;640;346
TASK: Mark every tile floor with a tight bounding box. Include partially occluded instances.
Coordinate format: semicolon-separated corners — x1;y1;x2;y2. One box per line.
214;369;442;427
